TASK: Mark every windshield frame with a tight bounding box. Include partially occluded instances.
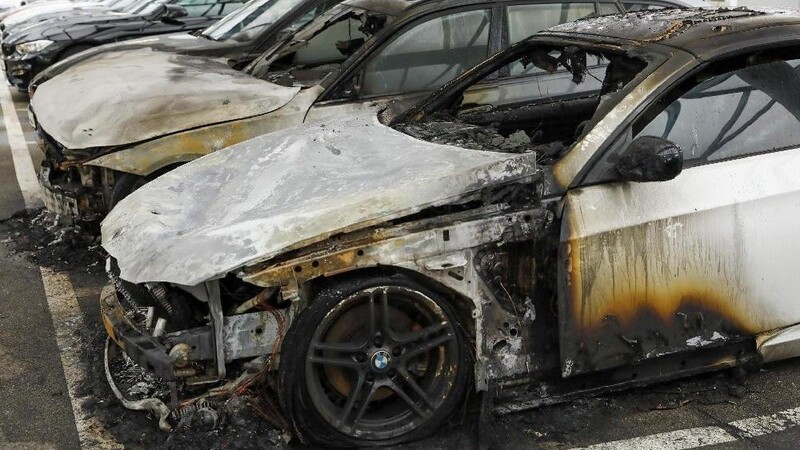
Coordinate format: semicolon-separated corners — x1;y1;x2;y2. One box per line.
243;3;379;80
201;0;311;42
388;35;672;188
126;0;168;16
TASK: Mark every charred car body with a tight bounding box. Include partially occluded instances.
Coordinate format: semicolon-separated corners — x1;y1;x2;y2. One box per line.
31;0;649;221
100;8;800;446
1;0;245;90
29;0;345;91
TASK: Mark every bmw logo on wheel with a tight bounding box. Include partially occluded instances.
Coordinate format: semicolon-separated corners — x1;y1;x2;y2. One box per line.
372;350;391;371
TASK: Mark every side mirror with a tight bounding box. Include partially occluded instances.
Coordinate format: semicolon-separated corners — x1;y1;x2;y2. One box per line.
615;136;683;182
160;4;188;21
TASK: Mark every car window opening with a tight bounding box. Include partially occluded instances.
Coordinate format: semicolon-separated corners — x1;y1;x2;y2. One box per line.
395;45;647;164
248;6;390;87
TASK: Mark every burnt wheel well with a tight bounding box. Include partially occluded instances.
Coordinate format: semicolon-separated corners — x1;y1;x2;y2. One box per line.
304;267;477;340
55;43;94;62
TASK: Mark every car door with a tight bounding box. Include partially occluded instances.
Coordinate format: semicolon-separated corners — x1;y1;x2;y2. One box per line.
558;49;800;377
305;0;621;123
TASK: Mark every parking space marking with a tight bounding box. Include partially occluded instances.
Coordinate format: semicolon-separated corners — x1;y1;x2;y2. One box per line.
572;405;800;449
728;406;800;438
40;268;122;450
1;87;121;449
570;426;738;450
0;84;40;209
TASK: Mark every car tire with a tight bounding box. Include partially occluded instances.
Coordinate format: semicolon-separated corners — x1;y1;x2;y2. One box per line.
279;273;472;448
107;172;148;210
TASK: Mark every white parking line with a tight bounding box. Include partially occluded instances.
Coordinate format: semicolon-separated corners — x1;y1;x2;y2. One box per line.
40;268;123;450
572;405;800;449
2;85;121;449
729;406;800;438
0;84;41;209
570;427;738;450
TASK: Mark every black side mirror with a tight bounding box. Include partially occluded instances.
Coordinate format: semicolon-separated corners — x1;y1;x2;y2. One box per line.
615;136;683;182
160;4;188;21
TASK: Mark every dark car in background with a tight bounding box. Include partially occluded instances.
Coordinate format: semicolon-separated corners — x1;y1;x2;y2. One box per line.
0;0;140;30
30;0;343;91
1;0;245;89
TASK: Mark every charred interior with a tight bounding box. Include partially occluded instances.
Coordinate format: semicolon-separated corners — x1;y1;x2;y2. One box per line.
394;44;647;165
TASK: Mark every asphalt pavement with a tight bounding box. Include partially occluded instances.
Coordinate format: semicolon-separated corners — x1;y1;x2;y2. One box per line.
2;83;800;450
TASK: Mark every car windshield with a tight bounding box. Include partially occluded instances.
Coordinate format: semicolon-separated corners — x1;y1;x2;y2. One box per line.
245;3;393;87
108;0;142;11
394;43;649;161
125;0;167;15
202;0;308;42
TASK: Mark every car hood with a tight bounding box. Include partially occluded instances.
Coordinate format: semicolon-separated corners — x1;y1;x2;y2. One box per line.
2;2;103;28
31;33;230;89
32;47;300;150
102;111;539;286
4;10;139;43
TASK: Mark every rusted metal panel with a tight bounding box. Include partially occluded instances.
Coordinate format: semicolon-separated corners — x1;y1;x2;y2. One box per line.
32;48;301;150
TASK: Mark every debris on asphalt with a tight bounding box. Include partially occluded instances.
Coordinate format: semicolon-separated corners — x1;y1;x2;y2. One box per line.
164;395;290;450
104;333;291;449
0;208;104;273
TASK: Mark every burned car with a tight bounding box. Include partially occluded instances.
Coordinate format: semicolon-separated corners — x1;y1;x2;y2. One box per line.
99;7;800;446
32;0;644;221
28;0;345;91
1;0;245;90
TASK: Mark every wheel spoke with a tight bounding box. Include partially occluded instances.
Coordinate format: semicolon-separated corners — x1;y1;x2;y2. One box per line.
336;372;366;427
401;330;454;361
367;289;378;338
386;378;430;418
308;354;361;368
353;381;380;424
380;288;393;337
397;367;436;408
392;322;449;345
313;341;365;353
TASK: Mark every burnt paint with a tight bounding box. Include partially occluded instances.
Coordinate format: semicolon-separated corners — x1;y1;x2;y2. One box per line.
561;299;748;375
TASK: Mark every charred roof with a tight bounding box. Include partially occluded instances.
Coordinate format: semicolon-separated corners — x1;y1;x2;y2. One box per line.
544;8;800;56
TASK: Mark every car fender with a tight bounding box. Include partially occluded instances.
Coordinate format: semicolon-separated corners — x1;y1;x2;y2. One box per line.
84;86;324;176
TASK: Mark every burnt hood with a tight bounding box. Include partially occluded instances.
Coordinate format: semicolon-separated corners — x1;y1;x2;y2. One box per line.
31;47;300;150
102;112;539;286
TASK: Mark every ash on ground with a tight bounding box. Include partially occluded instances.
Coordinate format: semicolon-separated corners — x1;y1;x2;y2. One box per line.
106;339;290;449
0;208;104;273
164;395;289;450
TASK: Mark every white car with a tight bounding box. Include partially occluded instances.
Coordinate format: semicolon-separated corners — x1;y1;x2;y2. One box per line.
100;7;800;447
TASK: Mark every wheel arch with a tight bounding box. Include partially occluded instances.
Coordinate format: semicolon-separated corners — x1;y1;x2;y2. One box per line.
299;266;478;342
86;144;201;177
278;264;477;446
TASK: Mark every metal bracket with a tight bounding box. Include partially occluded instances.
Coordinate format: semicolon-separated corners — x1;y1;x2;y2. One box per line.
205;280;226;379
